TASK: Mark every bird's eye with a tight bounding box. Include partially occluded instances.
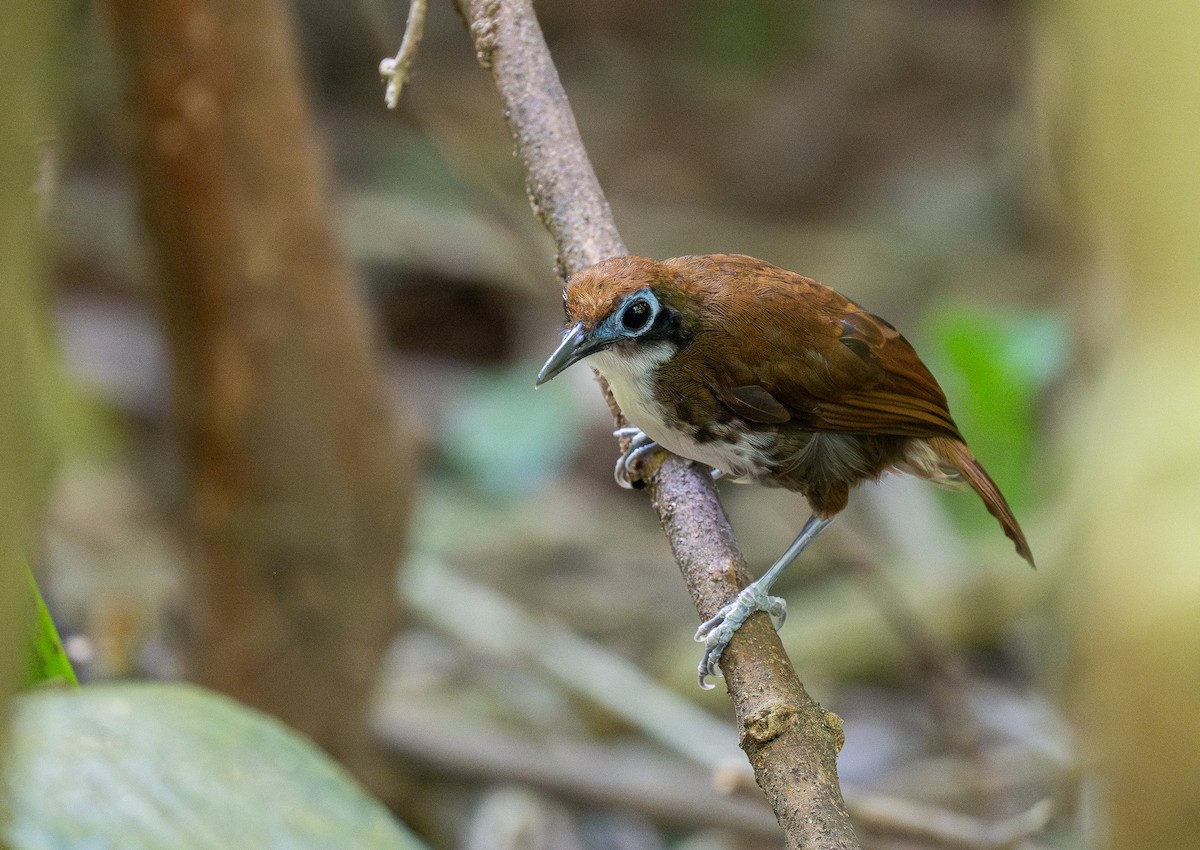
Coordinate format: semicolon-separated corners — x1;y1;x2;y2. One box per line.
621;299;651;332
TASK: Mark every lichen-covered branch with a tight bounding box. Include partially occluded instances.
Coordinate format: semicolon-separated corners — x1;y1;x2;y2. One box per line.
450;1;860;846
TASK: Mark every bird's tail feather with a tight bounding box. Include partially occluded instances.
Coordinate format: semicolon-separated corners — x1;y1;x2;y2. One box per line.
928;436;1035;568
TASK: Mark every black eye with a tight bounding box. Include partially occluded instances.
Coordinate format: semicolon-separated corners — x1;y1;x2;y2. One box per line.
621;299;651;331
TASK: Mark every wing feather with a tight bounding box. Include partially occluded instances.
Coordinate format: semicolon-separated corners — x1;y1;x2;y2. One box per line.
664;255;962;440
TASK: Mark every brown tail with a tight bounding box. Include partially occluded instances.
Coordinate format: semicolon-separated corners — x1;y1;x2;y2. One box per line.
929;437;1035;568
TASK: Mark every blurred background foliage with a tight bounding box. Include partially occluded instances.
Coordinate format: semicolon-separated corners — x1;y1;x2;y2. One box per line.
2;0;1197;847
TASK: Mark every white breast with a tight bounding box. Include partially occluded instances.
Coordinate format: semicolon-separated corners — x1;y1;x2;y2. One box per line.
588;345;774;481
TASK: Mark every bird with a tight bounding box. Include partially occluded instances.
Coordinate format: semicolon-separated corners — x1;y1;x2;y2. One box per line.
535;253;1034;688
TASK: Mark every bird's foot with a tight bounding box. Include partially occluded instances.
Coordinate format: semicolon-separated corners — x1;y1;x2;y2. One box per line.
694;582;787;689
613;427;660;489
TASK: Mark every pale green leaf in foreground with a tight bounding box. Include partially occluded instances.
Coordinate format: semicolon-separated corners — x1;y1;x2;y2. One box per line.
3;683;428;850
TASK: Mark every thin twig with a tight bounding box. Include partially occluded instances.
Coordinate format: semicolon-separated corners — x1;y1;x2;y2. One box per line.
374;704;782;838
374;703;1058;850
396;560;1061;849
354;0;556;290
400;558;748;775
379;0;427;109
446;1;860;847
850;794;1056;849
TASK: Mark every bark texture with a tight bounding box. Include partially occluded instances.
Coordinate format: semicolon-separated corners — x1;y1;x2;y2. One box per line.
451;1;859;846
105;0;413;786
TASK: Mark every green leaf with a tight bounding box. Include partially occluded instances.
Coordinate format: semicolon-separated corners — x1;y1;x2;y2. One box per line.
694;0;802;75
925;306;1067;512
22;565;76;690
3;683;429;850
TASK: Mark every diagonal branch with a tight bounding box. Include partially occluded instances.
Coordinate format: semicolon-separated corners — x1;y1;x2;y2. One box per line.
449;1;860;846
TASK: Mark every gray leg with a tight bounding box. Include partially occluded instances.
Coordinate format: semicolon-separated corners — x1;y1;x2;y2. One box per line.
694;514;833;688
613;427;659;489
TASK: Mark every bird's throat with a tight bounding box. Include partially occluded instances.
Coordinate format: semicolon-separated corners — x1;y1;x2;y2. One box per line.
589;343;773;481
590;343;675;441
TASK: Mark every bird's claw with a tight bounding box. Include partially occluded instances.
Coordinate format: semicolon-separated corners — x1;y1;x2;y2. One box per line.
613;427;660;489
693;583;787;689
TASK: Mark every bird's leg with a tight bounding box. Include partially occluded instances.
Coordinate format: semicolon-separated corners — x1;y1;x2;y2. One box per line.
614;427;724;485
694;514;833;688
613;426;660;489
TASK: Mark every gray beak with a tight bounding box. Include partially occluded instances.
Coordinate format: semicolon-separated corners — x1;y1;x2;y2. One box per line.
535;323;591;387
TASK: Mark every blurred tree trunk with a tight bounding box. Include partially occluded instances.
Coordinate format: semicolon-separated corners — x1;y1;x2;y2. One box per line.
1054;0;1200;845
0;0;62;787
103;0;414;790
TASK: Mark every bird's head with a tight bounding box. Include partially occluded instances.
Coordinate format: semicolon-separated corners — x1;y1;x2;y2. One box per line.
535;256;691;386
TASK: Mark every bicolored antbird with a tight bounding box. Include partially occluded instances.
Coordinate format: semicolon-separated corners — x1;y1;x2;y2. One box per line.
536;254;1033;687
